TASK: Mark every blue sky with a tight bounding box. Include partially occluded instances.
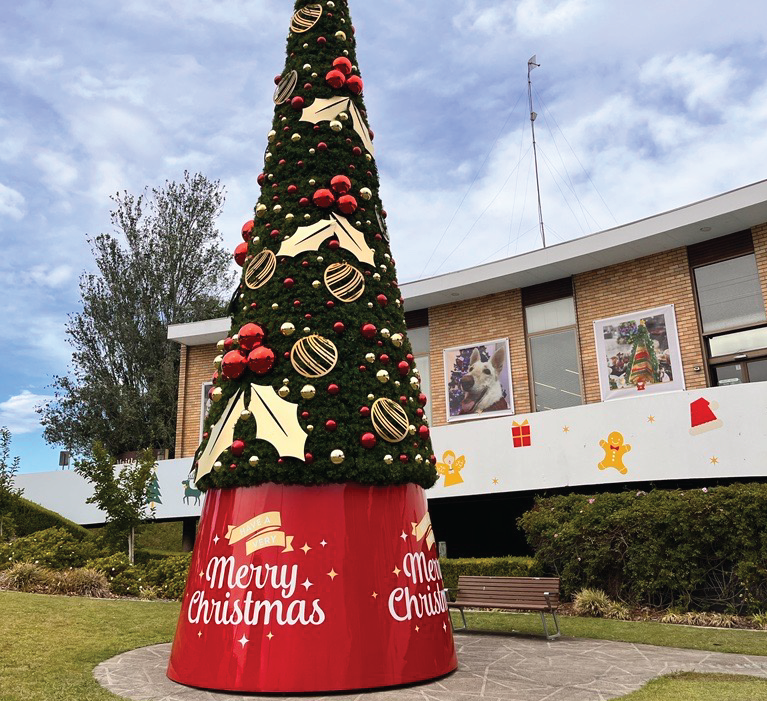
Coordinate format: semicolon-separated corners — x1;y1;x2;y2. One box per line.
3;0;767;473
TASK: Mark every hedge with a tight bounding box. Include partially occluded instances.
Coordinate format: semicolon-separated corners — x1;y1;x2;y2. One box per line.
439;557;539;597
6;496;91;538
0;527;101;570
518;483;767;613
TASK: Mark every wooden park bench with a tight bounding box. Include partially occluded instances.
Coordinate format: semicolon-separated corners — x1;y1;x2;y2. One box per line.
447;575;561;640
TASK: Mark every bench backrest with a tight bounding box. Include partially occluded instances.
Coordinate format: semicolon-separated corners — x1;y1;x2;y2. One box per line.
455;576;560;607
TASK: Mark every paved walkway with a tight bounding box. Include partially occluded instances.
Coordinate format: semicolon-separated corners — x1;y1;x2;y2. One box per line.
95;632;767;701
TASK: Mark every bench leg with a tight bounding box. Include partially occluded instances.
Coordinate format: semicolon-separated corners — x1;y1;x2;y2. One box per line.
450;607;467;631
540;610;561;640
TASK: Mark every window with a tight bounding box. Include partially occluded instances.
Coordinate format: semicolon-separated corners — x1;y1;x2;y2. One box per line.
524;297;583;411
691;251;767;387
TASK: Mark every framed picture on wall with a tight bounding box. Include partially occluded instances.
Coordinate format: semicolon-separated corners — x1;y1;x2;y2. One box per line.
443;338;514;422
594;304;685;401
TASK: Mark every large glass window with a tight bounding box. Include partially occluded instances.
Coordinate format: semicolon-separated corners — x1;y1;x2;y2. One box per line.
692;252;767;387
525;297;583;411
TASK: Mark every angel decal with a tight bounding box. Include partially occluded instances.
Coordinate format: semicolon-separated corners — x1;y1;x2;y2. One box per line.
435;450;465;487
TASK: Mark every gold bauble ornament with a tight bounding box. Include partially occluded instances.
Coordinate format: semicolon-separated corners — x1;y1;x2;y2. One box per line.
415;454;423;463
384;454;394;465
256;203;267;218
267;130;277;142
324;261;365;302
367;393;375;401
291;133;302;142
330;449;345;464
282;378;290;385
373;273;381;281
213;461;223;471
274;204;282;214
303;327;311;334
338;111;349;122
240;410;252;419
281;322;296;336
278;386;290;398
309;178;316;185
371;398;410;443
265;152;272;162
410;376;420;389
285;213;295;222
214;355;223;369
365;352;376;363
359;187;372;200
216;340;225;351
303;64;312;71
249;455;259;467
272;303;280;310
329;120;343;132
309;148;316;155
376;369;390;383
231;334;240;344
211;387;223;402
291;334;339;378
391;333;404;347
408;425;416;436
312;280;321;289
335;30;347;40
380;328;391;339
300;385;316;400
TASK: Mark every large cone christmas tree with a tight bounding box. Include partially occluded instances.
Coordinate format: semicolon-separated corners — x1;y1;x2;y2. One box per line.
167;1;457;693
627;319;659;387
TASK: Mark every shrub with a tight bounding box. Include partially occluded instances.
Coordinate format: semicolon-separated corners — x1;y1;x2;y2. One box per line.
518;483;767;613
50;568;111;598
86;552;132;578
142;554;192;600
109;566;148;597
7;497;91;538
752;613;767;630
439;556;539;598
0;527;101;570
0;562;51;592
573;588;612;617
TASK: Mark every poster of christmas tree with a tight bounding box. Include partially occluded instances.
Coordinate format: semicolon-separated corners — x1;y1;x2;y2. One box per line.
167;0;457;693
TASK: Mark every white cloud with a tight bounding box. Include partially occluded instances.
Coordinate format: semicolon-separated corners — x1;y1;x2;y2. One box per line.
0;182;25;220
34;150;78;192
515;0;592;35
0;391;53;435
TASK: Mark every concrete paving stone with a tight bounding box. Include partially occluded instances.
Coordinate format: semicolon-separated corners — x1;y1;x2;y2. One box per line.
94;633;767;701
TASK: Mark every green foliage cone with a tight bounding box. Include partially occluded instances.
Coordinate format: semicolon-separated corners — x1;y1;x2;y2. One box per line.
627;319;659;385
195;1;436;491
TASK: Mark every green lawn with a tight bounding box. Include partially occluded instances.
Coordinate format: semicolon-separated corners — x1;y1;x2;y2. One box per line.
0;591;179;701
2;592;766;701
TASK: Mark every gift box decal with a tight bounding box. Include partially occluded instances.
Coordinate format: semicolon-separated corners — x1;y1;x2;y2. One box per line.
512;420;531;447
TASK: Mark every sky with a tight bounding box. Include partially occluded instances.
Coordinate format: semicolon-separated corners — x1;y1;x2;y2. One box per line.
2;0;767;473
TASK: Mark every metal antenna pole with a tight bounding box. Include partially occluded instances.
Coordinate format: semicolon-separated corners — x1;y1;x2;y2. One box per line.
528;55;546;248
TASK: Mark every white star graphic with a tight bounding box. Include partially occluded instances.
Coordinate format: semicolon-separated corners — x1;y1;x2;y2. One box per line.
302;578;313;590
400;531;408;541
320;539;328;547
443;622;447;632
213;534;220;545
237;634;249;647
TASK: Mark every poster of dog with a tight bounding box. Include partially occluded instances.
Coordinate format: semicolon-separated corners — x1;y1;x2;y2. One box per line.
443;338;514;422
593;304;685;401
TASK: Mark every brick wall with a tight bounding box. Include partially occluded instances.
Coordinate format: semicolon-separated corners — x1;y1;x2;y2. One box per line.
573;247;707;404
428;289;531;427
175;344;220;458
752;223;767;309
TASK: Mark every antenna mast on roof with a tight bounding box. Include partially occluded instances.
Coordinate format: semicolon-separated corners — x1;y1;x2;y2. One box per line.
528;55;546;248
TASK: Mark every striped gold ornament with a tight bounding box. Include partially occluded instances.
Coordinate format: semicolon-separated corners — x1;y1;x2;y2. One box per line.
244;250;277;290
290;334;339;378
323;261;365;302
273;70;299;105
290;3;323;33
371;398;409;443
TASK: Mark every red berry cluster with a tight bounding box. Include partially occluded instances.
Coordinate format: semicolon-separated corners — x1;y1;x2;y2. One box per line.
325;56;363;94
219;322;275;381
312;174;358;214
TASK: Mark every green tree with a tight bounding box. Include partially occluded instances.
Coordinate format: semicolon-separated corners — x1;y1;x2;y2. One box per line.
0;426;23;539
627;319;659;386
146;471;162;510
192;0;436;491
75;443;156;564
39;171;235;459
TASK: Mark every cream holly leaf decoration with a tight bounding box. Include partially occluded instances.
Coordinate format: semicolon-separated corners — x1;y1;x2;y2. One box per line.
277;213;375;266
195;390;247;481
300;96;375;155
248;384;308;460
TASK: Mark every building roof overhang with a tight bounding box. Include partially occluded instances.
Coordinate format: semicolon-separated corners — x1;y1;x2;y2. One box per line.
168;179;767;346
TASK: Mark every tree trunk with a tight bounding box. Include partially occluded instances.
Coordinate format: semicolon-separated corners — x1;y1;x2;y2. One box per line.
128;526;135;565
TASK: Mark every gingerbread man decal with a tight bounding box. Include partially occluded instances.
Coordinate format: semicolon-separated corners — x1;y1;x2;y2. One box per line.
598;431;631;475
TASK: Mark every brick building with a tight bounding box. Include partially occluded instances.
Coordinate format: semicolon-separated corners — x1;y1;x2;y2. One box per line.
169;180;767;555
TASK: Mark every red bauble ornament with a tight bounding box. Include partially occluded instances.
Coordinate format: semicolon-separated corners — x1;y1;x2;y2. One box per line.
360;432;377;449
325;69;346;89
398;361;410;376
327;383;340;395
287;184;298;194
299;197;310;207
333;56;352;76
305;452;314;463
328;239;340;250
301;411;310;419
361;323;377;339
238;323;265;351
418;393;428;406
274;74;282;85
337;194;358;214
231;440;245;457
399;396;408;404
359;365;367;372
346;75;363;94
291;96;305;110
317;142;328;151
234;242;248;266
406;354;414;362
222;350;247;379
416;408;424;418
380;354;390;364
377;294;388;307
270;229;280;239
418;425;430;440
223;337;234;351
284;277;295;289
313;188;335;208
352;146;362;156
247;346;276;375
330;174;352;194
326;300;335;308
241;220;255;241
230;463;237;471
360;406;370;418
325;420;337;432
399;454;409;463
333;321;346;334
317;36;327;45
430;455;437;465
257;173;266;186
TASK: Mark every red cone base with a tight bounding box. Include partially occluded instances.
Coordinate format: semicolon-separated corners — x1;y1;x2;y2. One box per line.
167;482;457;693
